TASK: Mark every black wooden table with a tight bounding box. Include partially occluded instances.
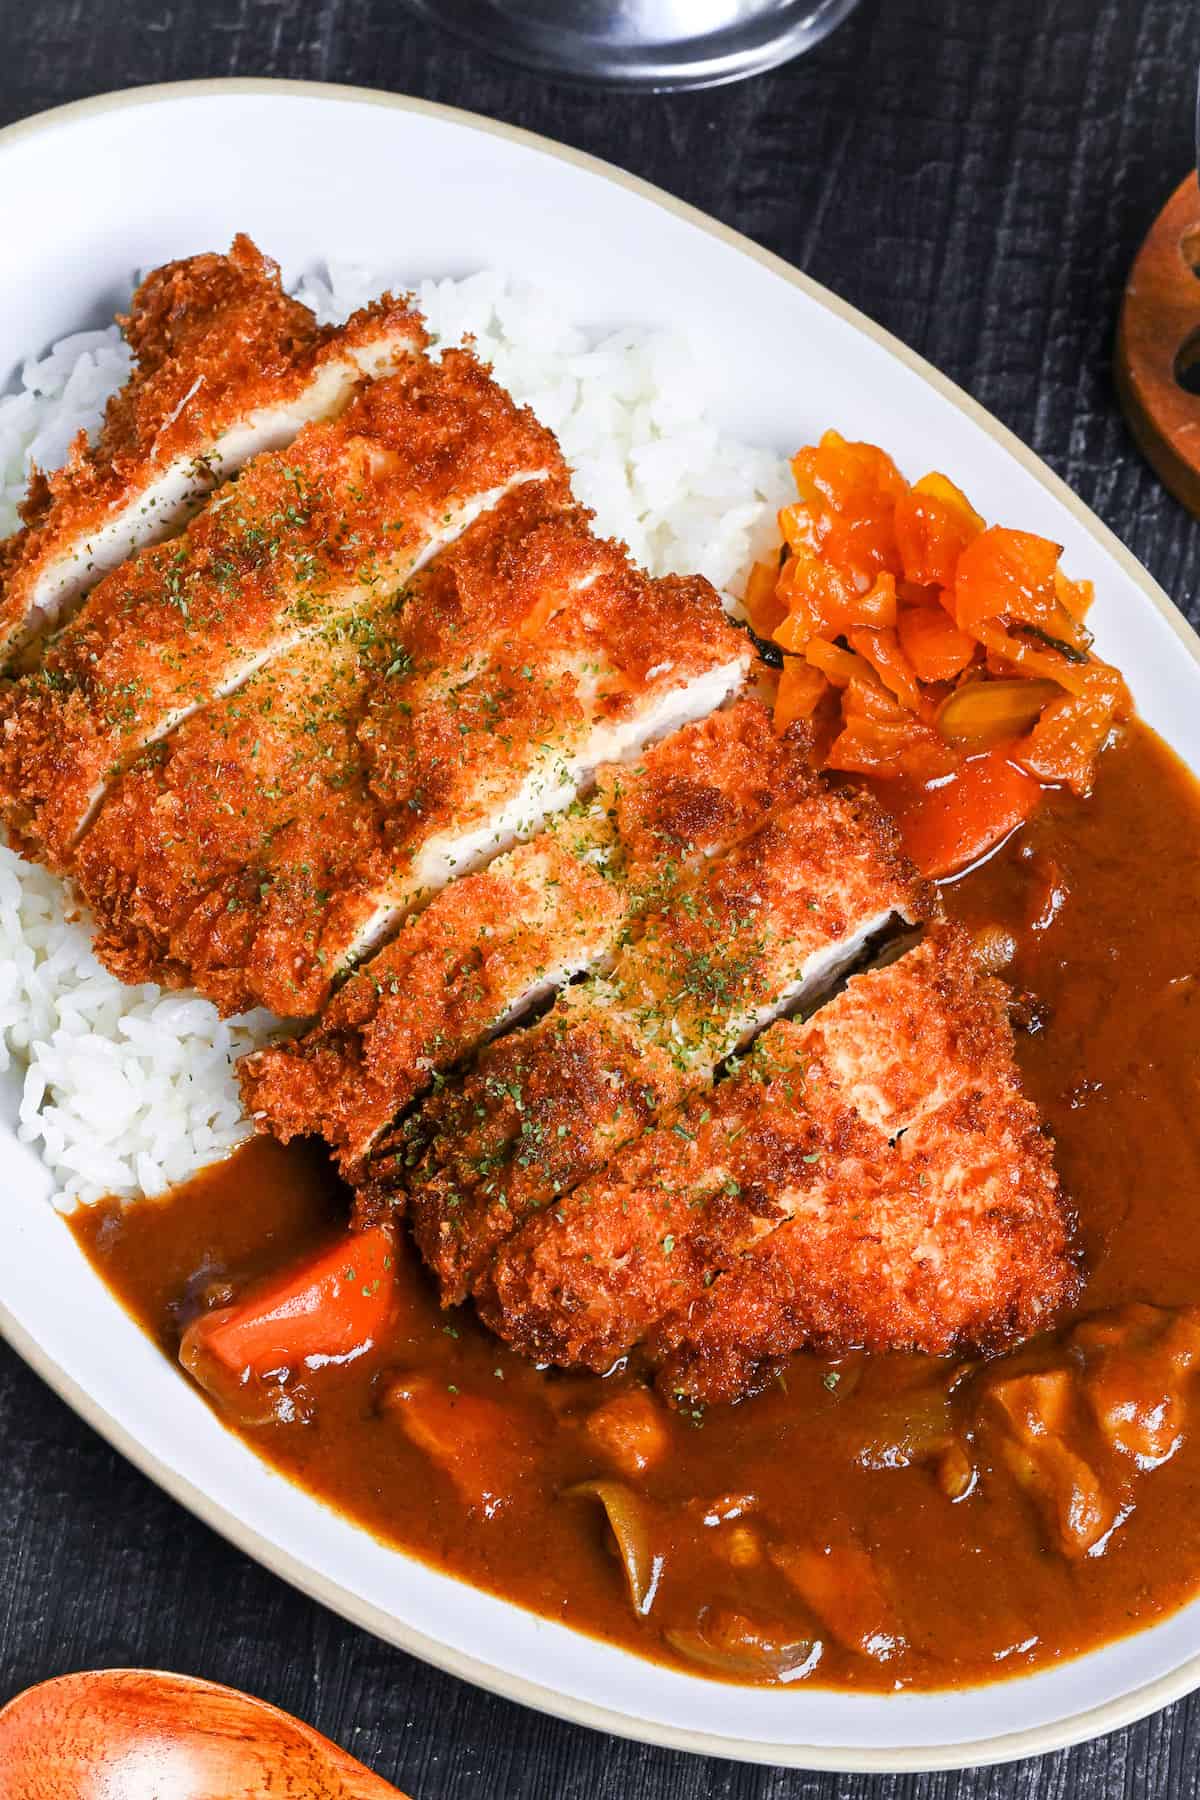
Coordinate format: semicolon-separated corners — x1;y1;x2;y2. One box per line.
2;1;1198;1792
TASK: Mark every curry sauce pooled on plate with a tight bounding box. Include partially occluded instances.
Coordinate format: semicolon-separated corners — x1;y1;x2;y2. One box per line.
74;720;1200;1691
1;238;1192;1692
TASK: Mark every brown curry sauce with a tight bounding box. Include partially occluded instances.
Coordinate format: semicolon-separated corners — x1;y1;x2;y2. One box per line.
71;719;1200;1691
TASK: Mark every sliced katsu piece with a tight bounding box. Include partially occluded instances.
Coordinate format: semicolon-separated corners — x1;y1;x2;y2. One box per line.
401;776;931;1306
240;820;625;1171
354;513;752;918
477;923;1077;1403
0;235;424;666
71;497;749;1015
70;482;568;1014
0;350;562;870
240;699;805;1172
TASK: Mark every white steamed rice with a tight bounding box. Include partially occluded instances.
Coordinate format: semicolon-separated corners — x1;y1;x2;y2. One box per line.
0;265;790;1210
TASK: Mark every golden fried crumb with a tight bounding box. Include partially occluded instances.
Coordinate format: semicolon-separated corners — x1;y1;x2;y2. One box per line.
2;349;563;874
0;235;424;664
476;924;1076;1402
406;769;930;1305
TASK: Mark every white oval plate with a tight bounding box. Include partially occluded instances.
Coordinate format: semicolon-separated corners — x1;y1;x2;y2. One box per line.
1;81;1199;1773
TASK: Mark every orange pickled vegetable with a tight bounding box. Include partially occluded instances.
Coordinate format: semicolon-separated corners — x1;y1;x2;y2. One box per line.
1016;692;1117;795
784;433;905;596
913;471;985;532
856;571;899;628
780;568;899;640
779;497;822;555
894;477;983;589
1077;658;1133;718
887;752;1042;878
761;431;1127;816
827;715;958;783
743;558;786;638
776;599;819;648
840;676;914;733
773;608;811;654
776;548;859;640
1054;566;1095;623
955;526;1061;631
935;678;1059;750
971;617;1094;697
826;718;909;780
792;430;908;508
848;627;922;713
777;556;896;641
774;656;827;731
840;675;909;724
896;604;977;682
1038;595;1094;657
804;637;874;689
816;500;901;595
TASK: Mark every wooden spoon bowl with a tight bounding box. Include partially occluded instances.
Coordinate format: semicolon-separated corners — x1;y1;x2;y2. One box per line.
0;1668;406;1799
1116;171;1200;516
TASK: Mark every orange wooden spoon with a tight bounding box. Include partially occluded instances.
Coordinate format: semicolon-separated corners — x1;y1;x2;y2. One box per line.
0;1668;407;1799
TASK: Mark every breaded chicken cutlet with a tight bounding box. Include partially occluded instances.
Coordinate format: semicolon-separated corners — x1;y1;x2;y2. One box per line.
239;700;811;1171
0;348;559;870
66;481;746;1013
476;923;1078;1403
395;769;932;1305
0;236;423;666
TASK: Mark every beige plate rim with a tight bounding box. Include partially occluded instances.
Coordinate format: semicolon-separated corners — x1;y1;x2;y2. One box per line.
1;77;1198;1776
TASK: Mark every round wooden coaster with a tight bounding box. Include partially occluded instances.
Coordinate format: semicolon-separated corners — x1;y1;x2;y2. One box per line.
1116;172;1200;515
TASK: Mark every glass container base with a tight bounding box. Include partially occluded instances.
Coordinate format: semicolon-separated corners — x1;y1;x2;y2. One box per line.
402;0;863;90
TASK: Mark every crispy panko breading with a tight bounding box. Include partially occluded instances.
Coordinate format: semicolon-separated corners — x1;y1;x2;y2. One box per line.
354;518;750;910
0;235;424;666
239;699;800;1171
69;482;568;1013
595;696;811;871
475;924;1077;1403
238;824;626;1173
0;350;563;871
67;482;747;1014
401;770;931;1306
67;466;749;1014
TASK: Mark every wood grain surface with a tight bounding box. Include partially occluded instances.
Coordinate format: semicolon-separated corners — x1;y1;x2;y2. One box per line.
1117;173;1200;516
2;0;1199;1792
0;1669;407;1798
